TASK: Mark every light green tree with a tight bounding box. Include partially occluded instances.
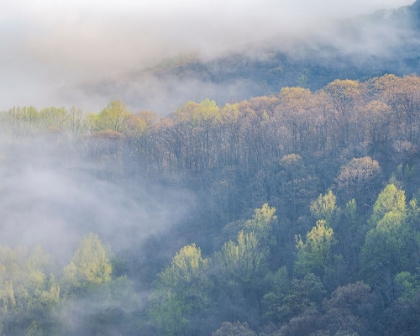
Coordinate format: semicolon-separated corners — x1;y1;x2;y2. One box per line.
157;244;210;290
39;106;70;131
395;271;420;300
63;233;112;295
295;220;335;278
360;210;412;298
369;184;406;226
215;230;269;322
218;231;267;285
149;244;211;336
0;245;60;335
310;190;338;225
97;100;131;133
220;204;277;246
174;99;221;126
243;203;277;246
360;185;419;301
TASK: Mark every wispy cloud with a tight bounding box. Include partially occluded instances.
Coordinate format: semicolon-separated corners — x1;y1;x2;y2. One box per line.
0;0;415;111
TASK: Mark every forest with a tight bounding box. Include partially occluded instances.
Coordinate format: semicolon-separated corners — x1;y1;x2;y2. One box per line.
0;73;419;335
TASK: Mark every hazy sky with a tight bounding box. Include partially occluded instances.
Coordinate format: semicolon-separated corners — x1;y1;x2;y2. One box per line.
0;0;415;111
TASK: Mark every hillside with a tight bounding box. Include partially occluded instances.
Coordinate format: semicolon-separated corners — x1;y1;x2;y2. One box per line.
2;73;420;334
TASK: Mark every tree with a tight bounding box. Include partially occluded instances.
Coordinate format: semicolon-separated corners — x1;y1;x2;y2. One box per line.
310;282;376;336
335;156;382;208
265;273;326;332
262;266;291;323
310;190;338;225
148;292;189;336
295;220;335;278
7;106;39;136
359;185;420;304
97;100;131;133
360;211;413;295
277;154;319;223
368;74;420;142
277;87;317;152
360;100;392;147
369;184;405;226
395;271;420;300
243;204;277;247
69;105;88;134
39;106;70;132
218;231;267;287
334;199;365;281
212;321;257;336
63;233;112;295
214;231;269;325
0;245;61;335
323;79;362;146
149;244;211;336
61;234;139;335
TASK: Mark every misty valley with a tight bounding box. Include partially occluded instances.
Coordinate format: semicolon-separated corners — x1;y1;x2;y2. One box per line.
3;0;420;335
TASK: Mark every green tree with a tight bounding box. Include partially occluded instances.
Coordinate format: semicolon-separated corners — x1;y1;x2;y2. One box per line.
218;231;267;286
360;211;413;302
39;106;70;131
369;184;406;226
7;106;40;135
360;185;420;303
243;203;277;247
395;271;420;300
362;211;408;273
335;199;365;280
262;266;291;323
149;244;211;336
0;246;61;335
215;231;269;323
97;100;131;133
220;204;277;248
264;273;325;325
63;233;112;295
149;293;189;336
295;220;335;278
310;190;338;225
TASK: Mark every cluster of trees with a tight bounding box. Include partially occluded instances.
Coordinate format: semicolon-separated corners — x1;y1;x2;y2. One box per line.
0;234;140;335
1;74;420;334
4;188;419;335
4;75;420;220
147;185;420;335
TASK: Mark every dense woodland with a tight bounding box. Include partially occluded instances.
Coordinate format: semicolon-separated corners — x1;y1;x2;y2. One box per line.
2;74;420;335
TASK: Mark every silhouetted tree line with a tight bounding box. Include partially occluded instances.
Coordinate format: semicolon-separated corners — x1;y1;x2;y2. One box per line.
1;74;420;334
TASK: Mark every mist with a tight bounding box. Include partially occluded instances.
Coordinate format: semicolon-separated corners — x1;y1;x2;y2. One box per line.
0;134;194;264
0;0;415;112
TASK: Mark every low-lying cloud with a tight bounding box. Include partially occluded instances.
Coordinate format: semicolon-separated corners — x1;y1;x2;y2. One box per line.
0;0;415;112
0;135;194;264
